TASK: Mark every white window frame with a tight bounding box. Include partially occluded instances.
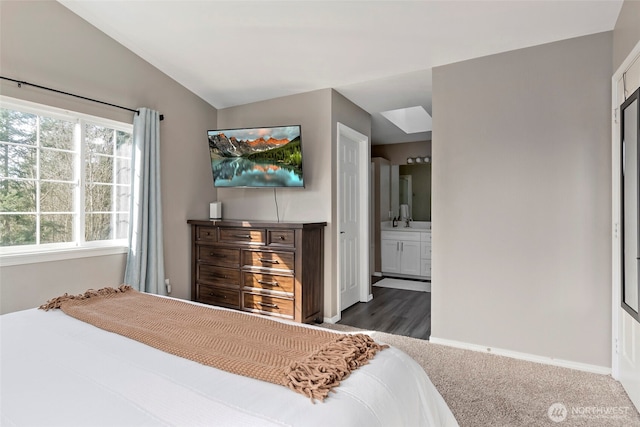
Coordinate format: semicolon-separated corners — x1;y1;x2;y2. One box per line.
0;96;132;266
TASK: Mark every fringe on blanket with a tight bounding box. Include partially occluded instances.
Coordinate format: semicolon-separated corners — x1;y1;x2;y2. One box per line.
39;285;132;311
285;333;389;402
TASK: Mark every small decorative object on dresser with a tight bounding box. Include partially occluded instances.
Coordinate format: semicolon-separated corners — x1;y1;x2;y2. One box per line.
188;219;326;323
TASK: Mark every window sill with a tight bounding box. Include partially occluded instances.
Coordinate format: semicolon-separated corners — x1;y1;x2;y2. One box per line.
0;246;128;267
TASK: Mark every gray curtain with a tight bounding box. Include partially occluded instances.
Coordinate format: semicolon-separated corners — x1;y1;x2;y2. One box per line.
124;108;165;295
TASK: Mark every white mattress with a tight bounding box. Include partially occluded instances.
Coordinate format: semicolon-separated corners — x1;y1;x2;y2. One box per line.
0;301;458;427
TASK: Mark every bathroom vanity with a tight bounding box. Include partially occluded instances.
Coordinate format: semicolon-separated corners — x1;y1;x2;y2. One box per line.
371;156;431;277
380;221;431;279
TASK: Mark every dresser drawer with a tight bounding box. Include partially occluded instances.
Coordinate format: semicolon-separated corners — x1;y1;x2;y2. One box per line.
243;292;294;318
243;250;295;271
196;226;217;243
197;246;240;268
267;229;295;247
198;265;240;287
197;284;240;309
243;271;294;294
219;228;265;245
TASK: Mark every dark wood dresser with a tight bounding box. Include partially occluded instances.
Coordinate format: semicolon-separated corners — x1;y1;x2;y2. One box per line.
187;219;326;323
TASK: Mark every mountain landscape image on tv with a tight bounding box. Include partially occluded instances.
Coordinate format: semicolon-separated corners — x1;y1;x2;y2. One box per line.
208;125;304;188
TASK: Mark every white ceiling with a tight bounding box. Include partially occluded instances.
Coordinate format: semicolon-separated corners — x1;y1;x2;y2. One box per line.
58;0;623;144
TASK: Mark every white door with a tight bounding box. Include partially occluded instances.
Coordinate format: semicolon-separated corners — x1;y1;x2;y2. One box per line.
338;124;369;311
400;240;421;276
614;44;640;411
381;239;400;274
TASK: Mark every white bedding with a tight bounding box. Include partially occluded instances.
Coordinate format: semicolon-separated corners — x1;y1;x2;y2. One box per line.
0;300;458;427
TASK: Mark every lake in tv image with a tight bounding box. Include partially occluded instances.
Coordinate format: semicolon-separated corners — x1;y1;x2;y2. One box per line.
208;126;304;188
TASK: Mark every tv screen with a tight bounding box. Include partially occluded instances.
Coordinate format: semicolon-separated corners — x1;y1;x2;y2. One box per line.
208;125;304;188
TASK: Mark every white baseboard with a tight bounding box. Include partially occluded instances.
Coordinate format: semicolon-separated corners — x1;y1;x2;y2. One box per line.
365;293;373;302
323;314;341;324
429;336;611;375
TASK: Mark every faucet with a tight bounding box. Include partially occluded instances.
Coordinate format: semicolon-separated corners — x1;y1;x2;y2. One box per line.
404;217;412;228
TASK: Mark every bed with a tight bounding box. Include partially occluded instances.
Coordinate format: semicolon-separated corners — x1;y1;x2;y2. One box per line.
0;290;458;427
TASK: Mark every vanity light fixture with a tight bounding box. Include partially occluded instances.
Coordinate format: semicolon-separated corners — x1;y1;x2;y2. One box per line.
406;156;431;164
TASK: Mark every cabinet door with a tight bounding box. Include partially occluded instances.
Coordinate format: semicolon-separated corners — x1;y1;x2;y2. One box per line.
420;242;431;260
381;240;400;274
400;240;421;276
421;259;432;278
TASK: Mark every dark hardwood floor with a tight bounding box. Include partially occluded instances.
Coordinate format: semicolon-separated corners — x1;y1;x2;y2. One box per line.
338;285;431;340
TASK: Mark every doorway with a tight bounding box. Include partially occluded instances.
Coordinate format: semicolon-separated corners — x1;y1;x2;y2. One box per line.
350;146;432;339
612;41;640;411
336;123;370;313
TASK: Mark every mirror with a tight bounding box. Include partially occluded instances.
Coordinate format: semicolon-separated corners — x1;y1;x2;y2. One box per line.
391;163;431;221
622;87;640;321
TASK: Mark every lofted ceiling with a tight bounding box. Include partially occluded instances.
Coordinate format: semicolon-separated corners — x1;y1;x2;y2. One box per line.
58;0;623;145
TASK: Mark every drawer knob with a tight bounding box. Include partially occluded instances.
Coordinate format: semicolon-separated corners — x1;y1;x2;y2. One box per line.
234;234;252;239
279;235;285;240
259;258;279;264
209;292;226;299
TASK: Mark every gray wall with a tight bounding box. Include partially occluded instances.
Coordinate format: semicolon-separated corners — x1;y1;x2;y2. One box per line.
432;32;613;368
216;89;370;319
216;89;334;316
371;140;432;164
0;1;217;313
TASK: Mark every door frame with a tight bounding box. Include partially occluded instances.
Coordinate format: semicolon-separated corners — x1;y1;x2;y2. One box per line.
611;39;640;380
336;122;371;318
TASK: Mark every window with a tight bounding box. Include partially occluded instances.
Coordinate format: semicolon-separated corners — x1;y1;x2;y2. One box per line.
0;97;133;255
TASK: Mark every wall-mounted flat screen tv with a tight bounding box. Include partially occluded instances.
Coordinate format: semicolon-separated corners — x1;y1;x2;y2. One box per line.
207;125;304;188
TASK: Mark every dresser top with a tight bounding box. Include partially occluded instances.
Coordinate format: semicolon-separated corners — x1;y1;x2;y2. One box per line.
187;219;327;229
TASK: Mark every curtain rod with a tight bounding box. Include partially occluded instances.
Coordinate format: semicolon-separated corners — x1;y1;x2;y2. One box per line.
0;76;164;121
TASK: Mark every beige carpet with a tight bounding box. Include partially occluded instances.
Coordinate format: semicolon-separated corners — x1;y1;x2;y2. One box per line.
321;323;640;427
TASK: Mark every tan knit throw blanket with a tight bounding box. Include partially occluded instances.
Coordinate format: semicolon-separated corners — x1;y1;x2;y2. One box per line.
39;286;387;401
